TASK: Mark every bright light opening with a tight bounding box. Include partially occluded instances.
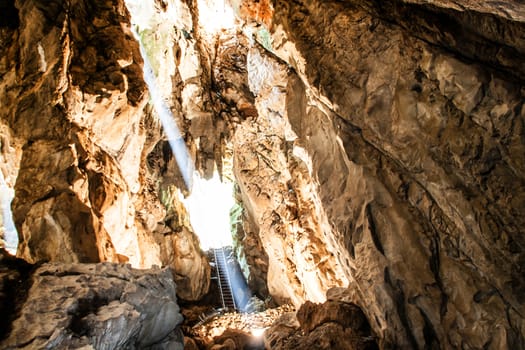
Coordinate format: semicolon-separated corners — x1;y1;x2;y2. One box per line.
250;327;267;337
0;172;18;255
196;0;237;34
125;0;238;251
182;172;235;250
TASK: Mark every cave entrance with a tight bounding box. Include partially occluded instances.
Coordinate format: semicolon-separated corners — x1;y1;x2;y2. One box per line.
182;172;256;313
125;0;257;316
0;172;17;255
182;172;235;251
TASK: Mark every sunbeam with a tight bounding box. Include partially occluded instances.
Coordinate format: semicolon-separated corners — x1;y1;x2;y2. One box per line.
132;28;194;191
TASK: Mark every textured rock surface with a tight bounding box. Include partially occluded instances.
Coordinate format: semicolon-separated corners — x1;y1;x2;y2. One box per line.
189;304;294;349
8;0;150;266
0;0;210;301
0;251;183;349
2;0;525;348
0;249;33;341
264;296;378;350
158;198;211;301
231;196;270;300
233;46;349;306
232;0;525;348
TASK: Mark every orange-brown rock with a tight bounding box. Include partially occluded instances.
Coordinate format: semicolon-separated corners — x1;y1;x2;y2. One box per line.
264;298;378;350
233;0;525;348
0;0;210;301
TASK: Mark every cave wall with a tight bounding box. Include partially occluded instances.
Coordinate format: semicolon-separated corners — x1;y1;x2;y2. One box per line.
1;0;150;265
169;0;525;346
233;45;351;306
0;0;210;301
230;0;525;348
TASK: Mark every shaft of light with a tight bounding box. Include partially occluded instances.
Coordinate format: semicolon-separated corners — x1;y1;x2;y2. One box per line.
132;27;194;191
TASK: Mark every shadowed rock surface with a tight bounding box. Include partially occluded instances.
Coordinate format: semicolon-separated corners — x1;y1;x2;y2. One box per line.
254;0;525;347
264;295;378;350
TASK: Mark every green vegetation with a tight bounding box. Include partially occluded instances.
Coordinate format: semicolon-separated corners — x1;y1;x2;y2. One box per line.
229;201;243;236
138;27;170;77
256;27;272;52
159;184;177;213
230;196;252;281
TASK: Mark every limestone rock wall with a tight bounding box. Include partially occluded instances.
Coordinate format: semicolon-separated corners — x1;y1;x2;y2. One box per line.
1;0;152;265
2;0;525;347
264;293;378;350
125;0;211;301
233;46;350;306
229;0;525;348
0;0;210;301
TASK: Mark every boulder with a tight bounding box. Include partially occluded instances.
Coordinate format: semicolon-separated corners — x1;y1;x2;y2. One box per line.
0;257;184;349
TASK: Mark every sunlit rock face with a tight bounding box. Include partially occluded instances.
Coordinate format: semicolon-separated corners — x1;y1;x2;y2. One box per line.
230;0;525;348
0;0;210;301
124;0;211;301
154;0;524;346
2;0;151;265
233;47;350;306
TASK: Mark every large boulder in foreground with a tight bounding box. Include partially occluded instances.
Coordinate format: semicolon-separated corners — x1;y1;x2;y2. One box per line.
264;296;378;350
0;250;184;349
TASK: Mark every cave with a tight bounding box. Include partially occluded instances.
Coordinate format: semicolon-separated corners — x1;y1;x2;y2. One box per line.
0;0;524;349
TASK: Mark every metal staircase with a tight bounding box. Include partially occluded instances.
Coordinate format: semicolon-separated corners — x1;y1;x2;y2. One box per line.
212;247;237;310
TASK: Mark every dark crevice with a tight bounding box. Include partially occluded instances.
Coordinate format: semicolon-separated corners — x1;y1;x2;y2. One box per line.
68;294;113;336
418;307;441;350
0;250;36;341
384;267;419;349
38;270;84;278
0;0;19;29
365;203;385;256
427;235;448;317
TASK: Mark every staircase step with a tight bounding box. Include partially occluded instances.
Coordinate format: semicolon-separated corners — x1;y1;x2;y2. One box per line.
212;247;237;310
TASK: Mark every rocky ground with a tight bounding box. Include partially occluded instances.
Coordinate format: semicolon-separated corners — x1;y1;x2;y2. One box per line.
0;247;378;350
184;297;379;350
189;305;294;346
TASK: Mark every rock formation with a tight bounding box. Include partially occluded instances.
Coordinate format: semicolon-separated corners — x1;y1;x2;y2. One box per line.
0;249;184;349
264;293;378;350
232;0;525;348
1;0;524;348
0;0;210;301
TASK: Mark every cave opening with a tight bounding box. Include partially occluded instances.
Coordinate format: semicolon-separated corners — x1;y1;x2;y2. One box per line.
182;172;235;250
127;0;243;255
0;171;17;255
125;0;270;338
181;171;264;312
1;0;523;348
